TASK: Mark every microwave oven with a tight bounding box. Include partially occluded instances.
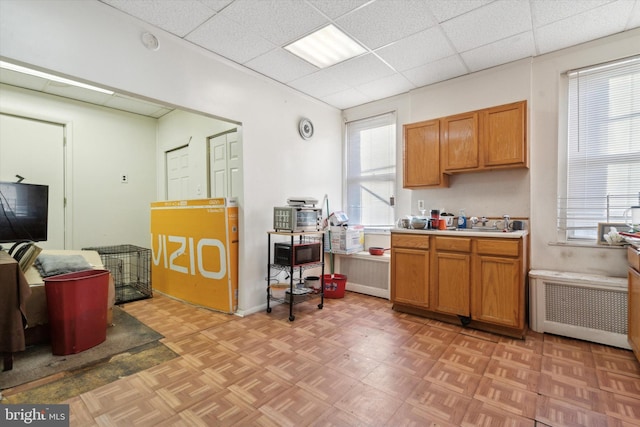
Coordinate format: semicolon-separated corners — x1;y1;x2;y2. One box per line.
273;242;322;266
273;206;322;232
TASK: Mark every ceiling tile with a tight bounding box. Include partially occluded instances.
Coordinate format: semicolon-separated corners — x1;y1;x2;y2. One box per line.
244;48;319;83
186;14;275;64
530;0;613;27
534;0;636;54
306;0;371;19
321;54;396;87
288;70;350;99
100;0;215;37
355;73;415;100
461;31;535;72
402;55;468;87
336;0;437;49
376;26;456;71
441;0;532;52
219;0;328;45
320;88;372;110
427;0;494;23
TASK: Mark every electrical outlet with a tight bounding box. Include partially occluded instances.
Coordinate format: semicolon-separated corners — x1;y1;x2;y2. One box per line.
418;200;425;212
121;174;129;183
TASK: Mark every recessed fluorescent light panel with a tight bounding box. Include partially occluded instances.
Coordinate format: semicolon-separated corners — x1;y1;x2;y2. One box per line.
0;61;114;95
285;25;366;69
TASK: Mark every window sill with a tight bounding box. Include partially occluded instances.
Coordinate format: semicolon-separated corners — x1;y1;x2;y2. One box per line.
548;241;628;249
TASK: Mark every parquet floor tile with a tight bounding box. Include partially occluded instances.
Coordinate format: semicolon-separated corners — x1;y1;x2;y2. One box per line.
33;291;637;426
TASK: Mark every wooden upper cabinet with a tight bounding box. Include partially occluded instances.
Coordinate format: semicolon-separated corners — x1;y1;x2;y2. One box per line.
403;119;448;188
441;111;479;172
482;101;527;168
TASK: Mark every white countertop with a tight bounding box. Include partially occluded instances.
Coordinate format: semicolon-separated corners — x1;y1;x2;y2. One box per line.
391;227;528;239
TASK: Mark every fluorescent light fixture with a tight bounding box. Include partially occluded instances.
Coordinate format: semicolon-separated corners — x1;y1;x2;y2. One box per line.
285;25;366;69
0;61;114;95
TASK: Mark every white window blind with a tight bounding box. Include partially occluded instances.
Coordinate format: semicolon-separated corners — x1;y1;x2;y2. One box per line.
345;112;396;227
561;55;640;240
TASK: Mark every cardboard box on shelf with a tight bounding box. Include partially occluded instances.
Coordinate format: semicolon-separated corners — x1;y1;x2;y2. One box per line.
326;225;364;254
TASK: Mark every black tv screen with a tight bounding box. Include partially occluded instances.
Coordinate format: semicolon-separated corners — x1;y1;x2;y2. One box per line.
0;182;49;243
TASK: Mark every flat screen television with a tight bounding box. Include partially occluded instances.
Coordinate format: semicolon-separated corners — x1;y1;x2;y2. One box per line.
0;181;49;243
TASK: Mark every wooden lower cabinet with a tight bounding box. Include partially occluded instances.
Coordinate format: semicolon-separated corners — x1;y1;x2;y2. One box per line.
472;255;521;328
391;232;527;338
391;234;430;308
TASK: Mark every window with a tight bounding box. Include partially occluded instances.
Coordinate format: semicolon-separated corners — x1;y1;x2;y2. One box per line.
561;56;640;240
345;112;396;227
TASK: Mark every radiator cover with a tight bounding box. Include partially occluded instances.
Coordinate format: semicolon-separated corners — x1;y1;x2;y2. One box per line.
529;270;629;349
336;254;390;299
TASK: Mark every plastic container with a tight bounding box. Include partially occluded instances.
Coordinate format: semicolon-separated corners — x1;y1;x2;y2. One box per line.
44;269;110;355
304;276;321;292
458;209;467;229
323;274;347;299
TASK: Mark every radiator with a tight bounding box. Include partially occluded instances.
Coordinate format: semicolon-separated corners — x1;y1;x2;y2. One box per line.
529;270;629;349
335;254;390;299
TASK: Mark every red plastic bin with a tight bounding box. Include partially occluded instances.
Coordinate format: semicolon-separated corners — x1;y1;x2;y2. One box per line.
323;274;347;299
44;269;110;355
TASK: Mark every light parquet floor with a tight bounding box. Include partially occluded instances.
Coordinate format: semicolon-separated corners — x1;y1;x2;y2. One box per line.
21;292;640;425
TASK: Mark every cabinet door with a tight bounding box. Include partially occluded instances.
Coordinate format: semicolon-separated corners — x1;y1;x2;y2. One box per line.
433;252;470;316
442;112;479;172
472;255;522;328
482;101;527;168
391;247;430;308
629;267;640;362
403;120;447;188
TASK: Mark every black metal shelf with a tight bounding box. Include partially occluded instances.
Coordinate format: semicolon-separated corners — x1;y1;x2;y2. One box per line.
266;231;325;321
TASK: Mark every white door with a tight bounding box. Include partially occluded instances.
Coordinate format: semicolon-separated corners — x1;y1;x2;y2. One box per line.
0;113;66;249
166;145;190;200
208;128;241;200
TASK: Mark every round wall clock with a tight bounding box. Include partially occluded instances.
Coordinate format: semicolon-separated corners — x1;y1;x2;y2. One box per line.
298;118;314;140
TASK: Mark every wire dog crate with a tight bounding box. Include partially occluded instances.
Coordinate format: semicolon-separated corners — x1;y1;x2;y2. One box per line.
82;244;152;304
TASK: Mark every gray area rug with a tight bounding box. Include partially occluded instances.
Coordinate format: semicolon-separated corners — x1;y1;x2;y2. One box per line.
1;306;163;390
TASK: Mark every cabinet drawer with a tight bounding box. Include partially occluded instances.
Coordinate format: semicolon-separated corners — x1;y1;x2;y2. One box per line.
392;234;429;250
476;239;520;256
629;246;640;272
435;237;471;252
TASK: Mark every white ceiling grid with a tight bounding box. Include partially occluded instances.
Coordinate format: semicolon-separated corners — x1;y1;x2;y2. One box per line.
2;0;638;116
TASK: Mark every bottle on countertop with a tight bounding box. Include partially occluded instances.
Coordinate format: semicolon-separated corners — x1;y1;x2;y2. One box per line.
458;209;467;229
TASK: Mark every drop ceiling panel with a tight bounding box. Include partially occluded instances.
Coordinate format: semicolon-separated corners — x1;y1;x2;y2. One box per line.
245;48;318;83
461;31;535;72
534;0;637;54
100;0;216;37
3;0;638;112
186;14;276;64
336;0;438;50
402;55;468;88
441;0;533;53
375;26;456;72
219;0;328;45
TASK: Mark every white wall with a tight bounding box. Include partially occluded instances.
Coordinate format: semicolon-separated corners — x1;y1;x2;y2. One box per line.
0;0;343;314
0;84;157;249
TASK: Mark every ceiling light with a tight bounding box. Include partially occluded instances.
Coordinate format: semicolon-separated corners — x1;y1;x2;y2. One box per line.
284;25;366;69
0;61;114;95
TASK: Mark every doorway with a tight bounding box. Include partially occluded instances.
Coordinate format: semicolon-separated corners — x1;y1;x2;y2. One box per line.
165;144;190;201
0;113;66;249
208;128;242;200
